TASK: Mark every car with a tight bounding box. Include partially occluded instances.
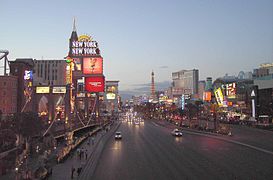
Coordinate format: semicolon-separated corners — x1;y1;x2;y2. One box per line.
171;129;183;136
115;132;122;140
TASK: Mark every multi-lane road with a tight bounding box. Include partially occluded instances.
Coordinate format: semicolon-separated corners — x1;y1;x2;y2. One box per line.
88;120;273;180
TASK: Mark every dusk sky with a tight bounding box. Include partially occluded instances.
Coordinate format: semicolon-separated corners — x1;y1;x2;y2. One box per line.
0;0;272;95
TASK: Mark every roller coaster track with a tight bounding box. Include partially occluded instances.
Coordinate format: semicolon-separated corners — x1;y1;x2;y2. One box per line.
0;50;9;75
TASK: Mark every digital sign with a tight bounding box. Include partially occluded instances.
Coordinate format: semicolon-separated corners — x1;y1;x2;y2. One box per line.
203;92;212;101
85;76;105;92
106;93;116;100
181;94;185;110
36;87;50;94
106;86;117;93
226;83;236;99
24;70;33;80
52;87;66;94
214;88;224;106
83;57;103;75
73;58;82;71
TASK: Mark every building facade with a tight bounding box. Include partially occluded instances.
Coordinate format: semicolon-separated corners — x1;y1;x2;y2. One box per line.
0;76;18;115
172;69;199;95
198;81;206;100
104;81;120;114
9;59;34;112
33;59;67;86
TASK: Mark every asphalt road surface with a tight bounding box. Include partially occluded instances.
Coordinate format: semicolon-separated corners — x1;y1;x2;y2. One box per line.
91;120;273;180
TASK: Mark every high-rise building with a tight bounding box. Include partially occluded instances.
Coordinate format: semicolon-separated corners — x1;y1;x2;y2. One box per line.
253;63;273;80
205;77;213;91
32;59;67;86
198;81;206;100
172;69;199;95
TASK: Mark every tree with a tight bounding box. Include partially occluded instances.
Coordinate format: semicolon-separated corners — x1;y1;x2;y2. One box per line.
11;112;44;139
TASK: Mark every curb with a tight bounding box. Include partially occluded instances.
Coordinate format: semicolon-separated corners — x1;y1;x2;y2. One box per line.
78;121;122;180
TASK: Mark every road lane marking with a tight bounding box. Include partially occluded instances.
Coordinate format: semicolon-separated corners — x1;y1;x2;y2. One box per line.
152;122;160;127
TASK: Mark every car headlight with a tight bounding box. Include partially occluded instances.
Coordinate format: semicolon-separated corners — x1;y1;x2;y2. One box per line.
175;133;178;135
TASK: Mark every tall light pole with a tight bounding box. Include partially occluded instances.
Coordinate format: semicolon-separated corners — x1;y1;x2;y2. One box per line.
65;57;74;128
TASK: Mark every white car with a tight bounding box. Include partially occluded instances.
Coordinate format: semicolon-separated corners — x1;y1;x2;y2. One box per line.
115;132;122;140
171;129;183;136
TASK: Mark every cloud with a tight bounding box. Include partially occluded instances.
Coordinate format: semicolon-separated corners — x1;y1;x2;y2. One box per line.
159;65;169;69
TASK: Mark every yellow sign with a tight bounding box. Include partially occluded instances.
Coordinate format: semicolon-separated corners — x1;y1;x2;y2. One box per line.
78;34;92;42
214;88;224;106
36;87;50;94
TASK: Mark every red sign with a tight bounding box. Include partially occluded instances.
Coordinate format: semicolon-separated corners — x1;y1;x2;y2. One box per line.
85;76;105;92
83;57;103;75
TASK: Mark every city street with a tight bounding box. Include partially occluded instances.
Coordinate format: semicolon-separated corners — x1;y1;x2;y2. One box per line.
90;120;273;180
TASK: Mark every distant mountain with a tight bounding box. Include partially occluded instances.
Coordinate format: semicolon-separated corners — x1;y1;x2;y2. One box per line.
119;81;171;101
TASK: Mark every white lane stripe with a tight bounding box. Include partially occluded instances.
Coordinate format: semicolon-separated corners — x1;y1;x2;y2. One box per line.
183;130;273;156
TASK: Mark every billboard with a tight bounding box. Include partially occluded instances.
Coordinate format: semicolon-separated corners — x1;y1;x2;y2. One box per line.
85;76;105;92
214;88;224;106
83;57;103;75
203;92;212;101
106;93;116;100
36;87;50;94
106;86;117;93
181;94;185;110
73;58;82;71
226;83;236;99
52;87;66;94
24;70;33;80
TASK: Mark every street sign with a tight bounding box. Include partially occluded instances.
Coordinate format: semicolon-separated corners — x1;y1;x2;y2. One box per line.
251;90;255;97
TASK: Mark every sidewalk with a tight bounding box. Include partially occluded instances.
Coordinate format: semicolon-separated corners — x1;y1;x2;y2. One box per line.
48;124;114;180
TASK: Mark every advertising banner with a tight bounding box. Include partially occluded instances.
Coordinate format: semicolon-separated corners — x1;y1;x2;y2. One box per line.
52;87;66;94
203;92;212;101
214;88;224;106
85;76;105;92
226;83;236;99
106;93;116;100
83;57;103;75
36;87;50;94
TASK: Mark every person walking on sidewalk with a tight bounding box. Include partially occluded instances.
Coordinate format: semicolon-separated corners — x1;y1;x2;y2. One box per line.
71;166;75;179
91;136;95;145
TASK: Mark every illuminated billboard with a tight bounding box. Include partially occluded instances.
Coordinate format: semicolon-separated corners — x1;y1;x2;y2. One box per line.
214;88;224;106
83;57;103;75
52;87;66;94
106;86;117;93
85;76;105;92
24;70;33;80
73;58;82;71
106;93;116;100
226;83;236;99
203;92;212;101
36;87;50;94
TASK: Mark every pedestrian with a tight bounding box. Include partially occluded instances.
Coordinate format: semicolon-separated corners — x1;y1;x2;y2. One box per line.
91;137;94;145
77;167;82;176
85;152;88;160
71;166;75;179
